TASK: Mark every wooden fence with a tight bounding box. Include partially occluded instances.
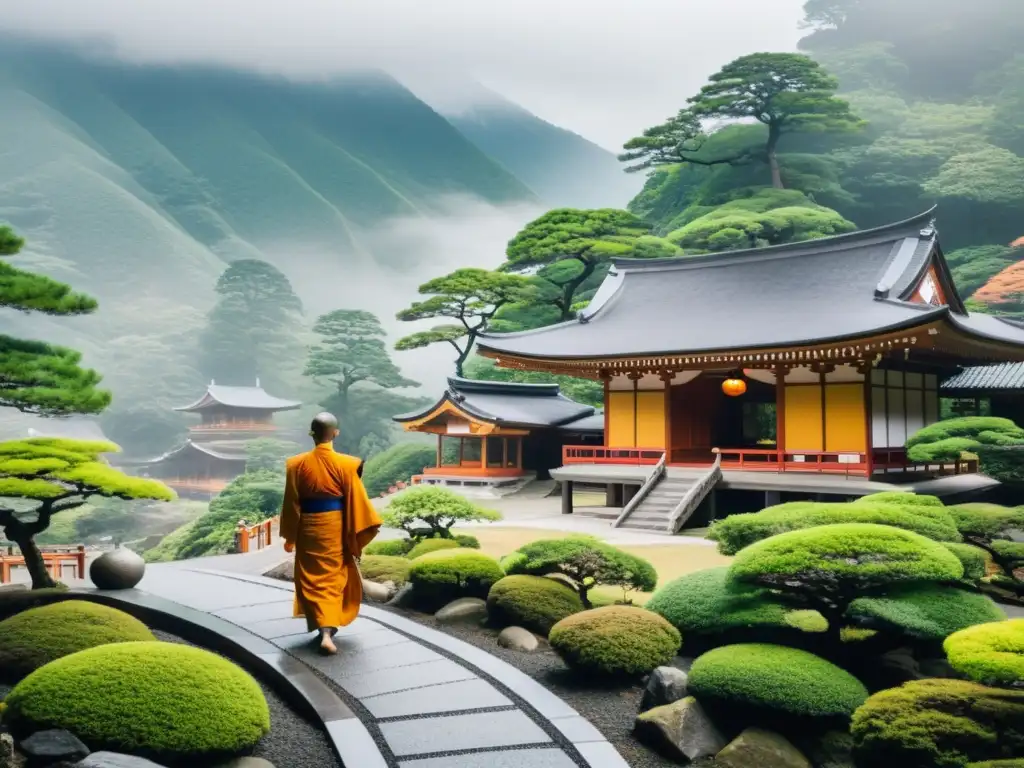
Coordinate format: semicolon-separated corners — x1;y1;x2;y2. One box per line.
0;545;87;584
235;517;279;554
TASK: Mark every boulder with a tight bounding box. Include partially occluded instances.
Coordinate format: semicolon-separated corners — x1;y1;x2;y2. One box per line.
74;753;168;768
633;696;727;762
435;598;488;625
361;579;393;603
879;648;921;682
19;730;89;765
715;728;811;768
263;559;293;582
639;666;689;713
387;583;416;609
0;733;19;768
800;731;855;768
498;626;539;652
89;549;146;590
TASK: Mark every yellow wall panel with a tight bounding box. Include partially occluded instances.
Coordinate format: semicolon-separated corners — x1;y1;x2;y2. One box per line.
825;383;867;452
607;391;636;447
636;391;666;449
785;385;823;451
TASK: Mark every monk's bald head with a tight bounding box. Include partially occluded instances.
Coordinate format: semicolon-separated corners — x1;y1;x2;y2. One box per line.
310;412;339;444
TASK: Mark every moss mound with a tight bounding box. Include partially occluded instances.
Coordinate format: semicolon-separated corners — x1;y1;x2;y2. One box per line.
0;600;155;680
363;539;413;557
969;761;1024;767
943;542;991;581
360;555;412;586
486;575;584;635
847;584;1006;642
3;641;270;762
945;619;1024;687
688;644;868;719
408;549;505;608
0;586;68;621
453;534;481;549
407;538;461;559
851;678;1024;767
947;504;1024;539
854;492;946;508
548;606;680;677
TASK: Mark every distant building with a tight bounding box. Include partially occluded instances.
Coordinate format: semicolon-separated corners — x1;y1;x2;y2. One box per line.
942;362;1024;423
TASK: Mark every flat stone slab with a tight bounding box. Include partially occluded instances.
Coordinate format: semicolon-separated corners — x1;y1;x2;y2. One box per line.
400;747;578;768
335;659;478;699
380;709;551;757
213;600;296;623
362;678;511;718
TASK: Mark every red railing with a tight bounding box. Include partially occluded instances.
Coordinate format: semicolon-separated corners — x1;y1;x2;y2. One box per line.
235;517;278;554
711;448;869;476
562;446;665;466
0;545;87;583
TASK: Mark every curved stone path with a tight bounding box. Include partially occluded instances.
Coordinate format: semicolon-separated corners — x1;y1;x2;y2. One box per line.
105;563;628;768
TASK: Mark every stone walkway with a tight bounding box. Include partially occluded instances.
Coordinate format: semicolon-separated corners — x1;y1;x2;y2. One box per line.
132;563;627;768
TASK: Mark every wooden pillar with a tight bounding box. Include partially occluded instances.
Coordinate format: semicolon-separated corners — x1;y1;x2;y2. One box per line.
775;366;788;466
436;435;442;469
661;371;675;461
561;480;574;515
601;371;611;446
860;361;874;477
481;436;488;473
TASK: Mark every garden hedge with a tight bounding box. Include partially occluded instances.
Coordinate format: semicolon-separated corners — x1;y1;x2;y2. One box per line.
944;619;1024;687
360;555;412;586
2;641;270;761
947;504;1024;539
851;678;1024;767
906;417;1024;462
486;575;584;635
943;542;991;582
0;601;155;680
853;492;946;508
548;606;680;677
687;644;868;719
976;445;1024;484
708;500;961;555
407;538;461;559
363;539;413;557
846;584;1005;642
407;549;505;608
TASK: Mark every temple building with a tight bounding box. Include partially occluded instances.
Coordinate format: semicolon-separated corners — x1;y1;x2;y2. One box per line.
127;381;301;498
475;209;1024;531
942;362;1024;424
393;377;602;492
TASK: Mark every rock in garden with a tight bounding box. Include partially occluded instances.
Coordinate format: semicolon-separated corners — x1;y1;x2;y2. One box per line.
639;666;689;713
0;733;18;768
498;626;539;652
19;729;89;765
212;758;276;768
435;598;488;624
633;696;727;762
263;559;293;582
74;753;168;768
362;579;392;603
879;648;922;683
715;728;812;768
801;731;855;768
89;549;146;590
387;583;416;608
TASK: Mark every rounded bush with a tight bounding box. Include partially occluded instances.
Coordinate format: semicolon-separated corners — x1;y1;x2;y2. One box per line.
407;538;461;559
3;641;270;761
851;679;1024;767
548;606;680;677
948;503;1024;539
0;600;155;680
363;539;412;557
943;542;990;581
847;584;1006;642
360;555;412;586
408;549;505;608
688;644;868;719
854;492;945;508
453;534;481;549
487;575;584;635
945;619;1024;687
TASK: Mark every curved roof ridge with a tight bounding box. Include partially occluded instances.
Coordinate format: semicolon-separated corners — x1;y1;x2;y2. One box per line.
448;377;561;396
175;382;302;412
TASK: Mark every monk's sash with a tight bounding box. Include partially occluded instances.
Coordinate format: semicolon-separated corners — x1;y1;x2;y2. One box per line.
300;498;343;514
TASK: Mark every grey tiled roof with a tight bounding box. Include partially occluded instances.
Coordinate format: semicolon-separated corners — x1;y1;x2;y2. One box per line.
129;439;250;465
394;377;597;430
176;383;301;412
557;412;604;433
943;363;1024;391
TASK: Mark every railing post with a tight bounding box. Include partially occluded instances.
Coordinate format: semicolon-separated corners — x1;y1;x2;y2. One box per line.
77;545;86;579
235;521;249;554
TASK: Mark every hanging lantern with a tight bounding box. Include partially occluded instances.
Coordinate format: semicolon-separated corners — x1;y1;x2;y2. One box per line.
722;374;747;397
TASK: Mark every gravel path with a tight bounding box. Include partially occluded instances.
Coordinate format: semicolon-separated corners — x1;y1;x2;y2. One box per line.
378;606;679;768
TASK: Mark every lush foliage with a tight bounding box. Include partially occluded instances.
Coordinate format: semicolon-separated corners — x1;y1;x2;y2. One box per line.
2;641;270;760
486;575;585;635
381;486;500;541
943;542;991;582
462;355;602;408
360;555;412;586
855;491;946;509
502;536;657;608
944;619;1024;687
847;584;1005;642
688;643;868;718
0;601;154;680
946;503;1024;595
850;679;1024;768
407;537;461;559
407;549;505;608
907;417;1024;463
244;438;300;473
548;606;680;677
363;538;415;557
362;443;437;498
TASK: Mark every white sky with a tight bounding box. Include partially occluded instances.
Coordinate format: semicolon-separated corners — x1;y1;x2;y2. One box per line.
0;0;806;150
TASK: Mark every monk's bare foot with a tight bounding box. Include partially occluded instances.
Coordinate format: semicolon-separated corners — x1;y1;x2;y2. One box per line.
319;630;337;655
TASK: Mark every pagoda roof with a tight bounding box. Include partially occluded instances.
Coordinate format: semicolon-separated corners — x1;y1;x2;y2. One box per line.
176;381;301;413
476;209;1024;364
394;377;596;430
942;362;1024;392
132;439;249;465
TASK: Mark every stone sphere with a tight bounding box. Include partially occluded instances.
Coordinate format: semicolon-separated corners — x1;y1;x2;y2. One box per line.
90;548;146;590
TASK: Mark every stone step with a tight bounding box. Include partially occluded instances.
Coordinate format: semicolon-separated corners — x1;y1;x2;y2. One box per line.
621;522;673;532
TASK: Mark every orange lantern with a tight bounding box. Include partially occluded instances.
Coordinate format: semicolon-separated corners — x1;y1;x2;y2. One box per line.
722;375;747;397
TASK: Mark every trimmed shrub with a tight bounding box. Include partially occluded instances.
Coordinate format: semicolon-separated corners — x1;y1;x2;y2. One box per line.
851;678;1024;767
708;500;961;555
0;601;155;680
907;417;1024;462
408;549;505;608
948;504;1024;539
2;641;270;761
688;644;868;719
0;587;68;622
360;555;412;586
853;492;946;508
407;538;461;559
646;566;826;640
977;445;1024;484
945;619;1024;687
363;539;413;557
944;542;991;582
381;486;500;540
548;606;680;677
486;575;584;635
454;534;481;549
846;584;1006;642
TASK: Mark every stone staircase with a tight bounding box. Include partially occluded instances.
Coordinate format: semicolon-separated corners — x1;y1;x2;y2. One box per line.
616;456;722;533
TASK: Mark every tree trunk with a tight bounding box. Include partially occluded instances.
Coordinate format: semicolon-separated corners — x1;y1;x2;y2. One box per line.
11;534;56;590
559;258;597;321
767;123;784;190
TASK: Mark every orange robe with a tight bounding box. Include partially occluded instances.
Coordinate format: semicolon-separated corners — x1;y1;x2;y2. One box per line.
279;443;382;631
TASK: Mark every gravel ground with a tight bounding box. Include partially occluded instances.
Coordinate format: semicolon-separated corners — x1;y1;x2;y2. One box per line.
378;606;680;768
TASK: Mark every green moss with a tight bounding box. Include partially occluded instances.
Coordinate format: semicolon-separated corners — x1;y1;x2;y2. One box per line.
853;492;946;508
3;641;270;761
846;584;1005;642
453;534;481;549
0;586;68;621
363;539;413;557
969;761;1024;767
730;523;964;591
945;619;1024;687
407;538;461;559
0;600;155;680
947;504;1024;539
943;542;990;582
486;575;584;635
708;500;961;555
851;679;1024;767
408;549;505;608
688;643;867;719
548;606;680;677
360;555;411;586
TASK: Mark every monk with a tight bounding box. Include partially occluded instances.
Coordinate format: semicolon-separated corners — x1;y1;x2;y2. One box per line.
280;412;382;655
